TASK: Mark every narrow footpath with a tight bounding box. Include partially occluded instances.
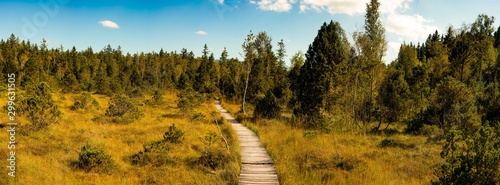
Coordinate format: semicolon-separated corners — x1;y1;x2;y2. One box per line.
215;101;279;185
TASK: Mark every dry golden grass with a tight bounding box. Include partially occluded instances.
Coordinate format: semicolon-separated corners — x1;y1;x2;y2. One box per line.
222;98;443;185
0;92;239;185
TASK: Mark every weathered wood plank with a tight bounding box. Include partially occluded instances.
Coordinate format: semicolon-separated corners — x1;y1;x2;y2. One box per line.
215;101;279;185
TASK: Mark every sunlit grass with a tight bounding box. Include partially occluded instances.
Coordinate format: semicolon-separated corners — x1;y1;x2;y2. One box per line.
0;91;239;185
223;99;443;185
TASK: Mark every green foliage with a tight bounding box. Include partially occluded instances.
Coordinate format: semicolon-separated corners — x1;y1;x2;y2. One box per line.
378;67;410;125
190;112;207;122
130;140;173;166
96;94;143;123
163;124;184;144
77;143;116;173
295;20;350;121
18;82;61;131
131;124;184;166
295;114;330;131
195;131;230;170
427;77;481;135
434;125;500;184
70;92;100;110
288;51;305;110
254;91;281;119
201;131;218;147
145;90;165;106
379;137;397;147
152;90;165;105
176;87;205;116
197;147;229;170
303;130;317;139
379;137;415;148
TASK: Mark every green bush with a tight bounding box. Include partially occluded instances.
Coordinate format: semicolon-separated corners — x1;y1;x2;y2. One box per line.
379;137;397;147
163;124;184;144
379;137;415;149
70;92;100;110
77;143;116;173
18;82;61;131
304;131;317;139
254;91;281;119
434;125;500;184
176;87;205;116
197;147;229;170
130;140;173;166
145;90;165;106
95;94;143;123
190;112;207;122
130;125;184;166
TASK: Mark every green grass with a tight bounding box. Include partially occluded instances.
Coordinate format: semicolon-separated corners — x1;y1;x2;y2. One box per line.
0;92;240;185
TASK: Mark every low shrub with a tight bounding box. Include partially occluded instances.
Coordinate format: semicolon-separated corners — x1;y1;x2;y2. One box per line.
93;94;143;124
197;147;229;170
163;124;184;144
379;137;415;149
130;140;173;166
76;143;116;173
18;82;61;131
70;92;100;110
379;137;397;147
190;112;207;122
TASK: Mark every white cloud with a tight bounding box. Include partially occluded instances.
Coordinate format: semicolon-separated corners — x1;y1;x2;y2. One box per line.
255;0;297;12
388;42;401;54
195;30;208;35
297;0;437;42
297;0;411;15
380;0;412;14
299;0;367;15
98;20;119;29
385;13;440;42
218;0;224;4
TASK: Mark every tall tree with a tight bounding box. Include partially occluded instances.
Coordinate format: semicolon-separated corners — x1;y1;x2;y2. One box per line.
352;0;387;125
241;31;256;113
288;51;304;110
427;77;481;135
295;21;350;122
273;39;291;106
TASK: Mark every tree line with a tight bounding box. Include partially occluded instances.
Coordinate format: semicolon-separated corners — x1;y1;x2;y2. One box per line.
1;10;500;133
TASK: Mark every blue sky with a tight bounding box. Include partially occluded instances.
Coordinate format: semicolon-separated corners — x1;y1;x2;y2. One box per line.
1;0;499;65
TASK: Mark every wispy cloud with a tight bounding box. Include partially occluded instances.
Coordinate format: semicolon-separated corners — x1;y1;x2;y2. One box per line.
98;20;120;29
195;30;208;35
218;0;224;4
299;0;366;15
254;0;297;12
385;13;440;42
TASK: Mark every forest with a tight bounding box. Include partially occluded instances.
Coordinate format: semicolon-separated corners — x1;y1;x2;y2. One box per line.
1;0;500;184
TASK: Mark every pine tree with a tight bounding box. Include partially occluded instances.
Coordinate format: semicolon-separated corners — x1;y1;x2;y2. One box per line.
295;21;350;121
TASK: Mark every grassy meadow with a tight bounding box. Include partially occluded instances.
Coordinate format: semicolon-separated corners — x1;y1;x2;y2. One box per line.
222;99;444;185
0;91;240;185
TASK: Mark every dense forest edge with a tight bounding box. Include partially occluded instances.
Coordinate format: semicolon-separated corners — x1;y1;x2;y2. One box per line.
1;0;500;184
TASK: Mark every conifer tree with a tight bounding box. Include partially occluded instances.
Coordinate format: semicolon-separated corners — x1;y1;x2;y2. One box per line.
295;21;350;120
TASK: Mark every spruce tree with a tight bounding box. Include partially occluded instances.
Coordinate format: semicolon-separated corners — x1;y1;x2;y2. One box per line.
295;21;350;121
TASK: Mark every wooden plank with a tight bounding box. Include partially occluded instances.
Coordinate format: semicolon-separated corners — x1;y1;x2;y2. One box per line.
215;101;280;185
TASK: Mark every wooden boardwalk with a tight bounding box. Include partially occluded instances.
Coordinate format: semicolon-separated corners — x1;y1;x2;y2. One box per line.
215;101;279;185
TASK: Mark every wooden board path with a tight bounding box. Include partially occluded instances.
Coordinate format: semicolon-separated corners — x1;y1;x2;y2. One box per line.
215;101;279;185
